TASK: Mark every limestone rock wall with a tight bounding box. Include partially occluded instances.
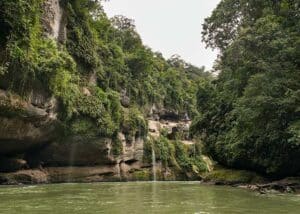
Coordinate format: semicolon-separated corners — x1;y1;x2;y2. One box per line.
0;90;59;156
0;86;206;184
42;0;66;42
0;0;203;184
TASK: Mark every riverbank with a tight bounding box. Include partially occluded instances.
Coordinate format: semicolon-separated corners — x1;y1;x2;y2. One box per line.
1;165;300;195
201;168;300;194
0;164;199;185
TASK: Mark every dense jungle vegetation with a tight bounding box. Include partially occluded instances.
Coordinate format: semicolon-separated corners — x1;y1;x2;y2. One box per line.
0;0;211;175
0;0;299;179
0;0;210;138
192;0;300;178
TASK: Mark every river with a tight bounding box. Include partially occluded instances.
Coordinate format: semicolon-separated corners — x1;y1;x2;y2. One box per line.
0;182;299;213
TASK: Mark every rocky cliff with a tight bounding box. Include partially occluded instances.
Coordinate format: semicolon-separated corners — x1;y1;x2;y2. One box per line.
0;89;206;184
0;85;208;184
0;0;210;184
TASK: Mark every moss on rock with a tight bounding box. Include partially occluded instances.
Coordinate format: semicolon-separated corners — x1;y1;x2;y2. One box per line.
131;169;151;181
203;167;266;185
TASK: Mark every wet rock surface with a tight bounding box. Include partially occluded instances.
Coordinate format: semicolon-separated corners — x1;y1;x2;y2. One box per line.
238;177;300;194
0;90;60;156
42;0;66;42
202;167;300;194
27;136;116;167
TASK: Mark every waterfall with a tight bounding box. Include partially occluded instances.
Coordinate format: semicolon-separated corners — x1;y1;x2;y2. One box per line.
152;148;157;182
194;143;196;159
67;144;77;183
117;163;122;181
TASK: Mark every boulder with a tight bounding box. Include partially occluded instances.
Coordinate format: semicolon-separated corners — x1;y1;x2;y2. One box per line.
0;169;48;185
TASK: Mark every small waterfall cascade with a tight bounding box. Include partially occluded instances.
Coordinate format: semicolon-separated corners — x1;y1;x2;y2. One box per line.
193;143;196;159
117;162;122;181
67;144;77;183
152;147;157;182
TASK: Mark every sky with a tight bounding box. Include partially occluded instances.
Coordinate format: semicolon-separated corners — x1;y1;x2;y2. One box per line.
103;0;221;70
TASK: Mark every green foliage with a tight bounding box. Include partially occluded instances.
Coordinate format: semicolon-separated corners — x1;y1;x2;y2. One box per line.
91;10;210;112
0;66;6;76
72;87;122;137
131;169;151;181
66;4;211;114
64;0;101;70
111;15;142;52
70;118;98;137
0;0;73;95
0;93;28;118
0;0;213;177
204;168;265;184
194;0;300;177
143;138;153;163
122;107;148;139
155;136;172;166
149;136;208;174
174;141;208;173
111;135;122;156
0;0;42;46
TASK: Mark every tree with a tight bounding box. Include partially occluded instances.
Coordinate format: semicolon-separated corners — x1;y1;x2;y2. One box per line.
193;0;300;177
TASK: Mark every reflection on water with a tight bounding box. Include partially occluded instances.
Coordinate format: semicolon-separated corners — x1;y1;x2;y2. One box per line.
152;148;157;182
0;182;299;214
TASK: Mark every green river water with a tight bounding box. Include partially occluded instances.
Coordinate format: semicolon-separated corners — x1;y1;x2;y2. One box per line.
0;182;299;214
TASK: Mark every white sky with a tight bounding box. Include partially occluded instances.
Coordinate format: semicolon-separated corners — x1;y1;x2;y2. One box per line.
103;0;220;70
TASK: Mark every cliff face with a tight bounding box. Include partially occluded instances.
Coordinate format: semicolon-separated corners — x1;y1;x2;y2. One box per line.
0;0;209;184
0;93;202;184
0;87;203;184
0;90;58;156
42;0;66;42
0;61;146;183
